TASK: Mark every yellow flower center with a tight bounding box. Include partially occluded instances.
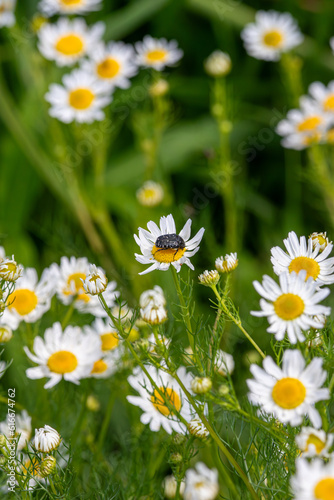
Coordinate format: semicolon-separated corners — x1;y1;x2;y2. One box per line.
47;350;78;374
316;235;327;246
272;377;306;409
142;188;156;199
152;245;185;264
327;130;334;144
151;387;182;416
91;359;108;374
297;116;322;132
101;332;119;351
273;293;305;320
63;272;90;302
9;289;38;316
97;58;120;78
306;434;326;454
289;256;320;280
263;30;283;48
61;0;83;5
146;49;168;63
69;89;95;110
314;478;334;500
55;34;84;56
324;95;334;112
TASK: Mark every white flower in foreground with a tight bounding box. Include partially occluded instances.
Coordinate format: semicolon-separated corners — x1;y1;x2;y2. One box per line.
0;0;16;28
247;350;329;428
291;457;334;500
135;35;183;70
308;81;334;114
204;50;231;77
215;350;235;376
134;214;205;275
0;410;32;450
295;427;334;458
309;232;332;252
184;462;219;500
163;474;185;498
34;425;61;453
215;252;238;273
241;10;303;61
0;256;23;281
252;271;331;344
271;231;334;285
127;365;194;434
38;17;105;67
84;317;120;352
136;181;164;207
38;0;102;17
45;69;112;124
24;322;101;389
82;264;108;295
81;41;138;90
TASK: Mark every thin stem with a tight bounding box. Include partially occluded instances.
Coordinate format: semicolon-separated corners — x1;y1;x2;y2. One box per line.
170;267;194;352
61;299;77;329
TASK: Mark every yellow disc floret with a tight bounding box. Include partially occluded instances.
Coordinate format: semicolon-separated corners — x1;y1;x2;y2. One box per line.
97;58;120;78
272;377;306;409
152;245;185;264
274;293;305;320
314;478;334;500
9;289;38;316
289;256;320;280
55;34;84;56
151;387;182;416
47;351;78;374
263;30;283;47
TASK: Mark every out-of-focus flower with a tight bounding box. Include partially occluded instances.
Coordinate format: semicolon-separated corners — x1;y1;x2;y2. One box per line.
0;0;16;28
215;350;235;376
215;253;238;273
38;0;102;17
184;462;219;500
295;427;334;457
291;457;334;500
204;50;231;77
135;36;183;70
136;181;164;207
0;410;32;451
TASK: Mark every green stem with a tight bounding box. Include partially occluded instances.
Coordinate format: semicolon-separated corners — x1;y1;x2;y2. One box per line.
61;299;77;329
170;267;194;352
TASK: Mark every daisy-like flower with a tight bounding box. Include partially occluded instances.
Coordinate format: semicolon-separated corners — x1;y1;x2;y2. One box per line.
134;214;205;275
215;253;238;273
291;457;334;500
81;41;138;90
127;365;194;434
0;410;32;451
24;322;101;389
136;181;164;207
0;256;23;281
308;81;334;115
50;256;118;317
2;267;56;331
241;10;304;61
84;317;120;352
82;264;108;295
0;0;16;28
271;231;334;285
252;271;331;344
45;69;112;124
295;427;334;458
135;35;183;70
34;425;61;453
38;0;103;17
90;350;121;379
309;232;332;252
215;350;235;376
247;349;329;428
184;462;219;500
204;50;231;77
149;79;169;97
37;17;105;67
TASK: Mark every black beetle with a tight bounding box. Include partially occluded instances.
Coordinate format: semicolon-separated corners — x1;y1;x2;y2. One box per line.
153;233;186;260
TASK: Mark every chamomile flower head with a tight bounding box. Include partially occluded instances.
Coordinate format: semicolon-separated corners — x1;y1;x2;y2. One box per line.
38;17;105;67
291;457;334;500
271;231;334;285
136;181;164;207
84;317;120;352
135;35;183;70
198;270;220;286
45;69;112;124
307;81;334;115
90;350;121;379
81;41;138;90
39;456;57;477
82;264;108;295
38;0;103;17
34;425;61;453
0;256;23;281
127;365;194;434
204;50;231;77
295;427;334;458
141;304;168;325
140;285;166;309
309;232;332;252
134;214;205;275
184;462;219;500
247;349;329;428
0;410;32;450
252;271;331;344
188;418;209;439
215;253;238;273
241;10;304;61
0;325;12;342
0;0;16;28
215;350;235;376
24;322;102;389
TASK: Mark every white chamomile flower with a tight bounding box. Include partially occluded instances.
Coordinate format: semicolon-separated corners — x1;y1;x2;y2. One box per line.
135;35;183;70
0;410;32;451
252;271;331;344
38;0;102;17
84;317;120;352
141;304;168;325
163;474;185;499
184;462;219;500
45;69;112;124
136;181;164;207
34;425;61;453
50;256;119;317
241;10;303;61
271;231;334;285
38;17;105;67
309;232;332;252
295;427;334;458
0;0;16;28
82;264;108;295
24;322;101;389
134;214;205;275
81;41;138;90
127;365;194;434
291;457;334;500
90;350;121;379
215;350;235;376
2;267;56;331
215;252;238;273
0;256;23;281
247;349;329;428
308;81;334;114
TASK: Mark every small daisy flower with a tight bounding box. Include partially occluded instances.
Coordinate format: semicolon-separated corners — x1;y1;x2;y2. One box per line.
0;410;32;451
135;35;183;70
38;0;102;17
84;317;120;352
38;17;105;67
81;41;138;90
134;214;205;275
204;50;231;77
140;285;166;309
45;69;112;124
0;256;23;281
309;232;332;252
163;475;185;499
24;322;101;389
252;271;331;344
184;462;219;500
215;350;235;376
0;0;16;28
295;427;334;457
191;377;212;395
198;270;220;287
90;350;121;379
82;264;108;295
241;10;304;61
308;81;334;114
34;425;61;453
215;253;238;273
271;231;334;285
247;349;329;428
136;181;164;207
127;365;194;434
291;457;334;500
188;418;209;439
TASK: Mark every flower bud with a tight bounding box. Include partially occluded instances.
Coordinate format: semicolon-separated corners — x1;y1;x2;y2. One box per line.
204;50;231;77
86;395;100;412
34;425;61;453
0;326;12;343
0;258;23;282
188;418;209;438
82;264;108;295
39;456;57;477
198;270;220;287
309;232;331;252
169;452;183;464
215;253;238;273
191;377;212;395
